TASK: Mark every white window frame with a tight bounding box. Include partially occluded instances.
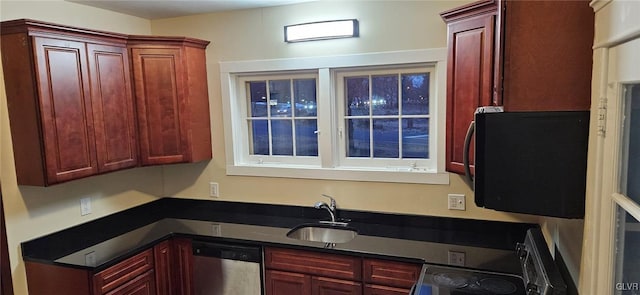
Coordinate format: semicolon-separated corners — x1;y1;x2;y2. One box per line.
220;49;449;184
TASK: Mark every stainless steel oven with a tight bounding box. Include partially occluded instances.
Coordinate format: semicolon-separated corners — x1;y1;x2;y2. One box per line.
412;228;566;295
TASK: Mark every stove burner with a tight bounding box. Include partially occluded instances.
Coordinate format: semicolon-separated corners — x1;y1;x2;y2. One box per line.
432;272;474;288
477;277;518;294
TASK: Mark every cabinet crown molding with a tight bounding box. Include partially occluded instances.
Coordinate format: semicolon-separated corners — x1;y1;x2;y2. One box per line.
0;18;210;47
440;0;497;22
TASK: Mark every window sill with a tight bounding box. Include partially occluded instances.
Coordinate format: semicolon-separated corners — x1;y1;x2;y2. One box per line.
226;164;450;185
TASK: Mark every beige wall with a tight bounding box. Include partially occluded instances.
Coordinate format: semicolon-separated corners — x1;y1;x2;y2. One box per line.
0;1;160;294
0;1;569;294
151;0;539;222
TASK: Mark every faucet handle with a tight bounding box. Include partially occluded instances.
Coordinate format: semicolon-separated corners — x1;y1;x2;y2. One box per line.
321;194;336;210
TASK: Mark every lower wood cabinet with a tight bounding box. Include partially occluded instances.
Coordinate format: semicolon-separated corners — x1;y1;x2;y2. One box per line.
25;238;193;295
264;247;420;295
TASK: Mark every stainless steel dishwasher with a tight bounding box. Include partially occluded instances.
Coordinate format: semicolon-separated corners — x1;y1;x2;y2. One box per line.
192;241;263;295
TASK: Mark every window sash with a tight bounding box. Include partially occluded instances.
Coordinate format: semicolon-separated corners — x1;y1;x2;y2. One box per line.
237;72;321;166
335;66;436;170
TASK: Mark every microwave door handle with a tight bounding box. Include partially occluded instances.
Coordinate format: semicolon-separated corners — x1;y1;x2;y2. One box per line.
463;120;475;190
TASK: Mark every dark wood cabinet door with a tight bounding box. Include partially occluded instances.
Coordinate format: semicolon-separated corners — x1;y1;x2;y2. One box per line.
130;47;188;165
172;238;193;295
104;271;156;295
265;270;312;295
154;240;172;295
443;12;495;175
154;238;193;295
87;43;138;172
363;285;410;295
34;37;98;183
312;276;362;295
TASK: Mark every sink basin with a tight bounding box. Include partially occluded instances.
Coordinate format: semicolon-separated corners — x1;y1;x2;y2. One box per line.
286;223;358;244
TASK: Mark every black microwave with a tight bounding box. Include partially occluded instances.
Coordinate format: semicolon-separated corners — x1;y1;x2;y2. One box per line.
464;108;590;218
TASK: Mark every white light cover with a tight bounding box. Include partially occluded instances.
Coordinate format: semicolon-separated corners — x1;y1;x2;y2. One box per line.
285;19;358;42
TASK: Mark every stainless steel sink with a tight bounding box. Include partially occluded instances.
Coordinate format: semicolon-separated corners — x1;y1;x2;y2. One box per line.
286;223;358;244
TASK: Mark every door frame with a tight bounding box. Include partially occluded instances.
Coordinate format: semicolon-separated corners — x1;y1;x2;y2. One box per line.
581;1;640;294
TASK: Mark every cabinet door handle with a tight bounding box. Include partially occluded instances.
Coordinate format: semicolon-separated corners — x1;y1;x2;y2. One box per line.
463;121;475;190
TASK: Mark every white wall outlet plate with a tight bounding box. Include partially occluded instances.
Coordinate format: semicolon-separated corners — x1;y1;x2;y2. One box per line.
448;194;465;210
85;251;97;266
80;197;92;216
448;250;466;266
212;223;221;236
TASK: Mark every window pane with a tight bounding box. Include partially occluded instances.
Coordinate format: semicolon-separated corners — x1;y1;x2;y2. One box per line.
295;119;318;156
614;207;640;294
269;80;292;117
623;84;640;204
373;119;399;158
271;120;293;155
346;77;370;116
294;79;317;117
248;81;267;117
402;73;429;115
372;75;398;116
346;119;370;157
403;118;429;158
249;120;268;155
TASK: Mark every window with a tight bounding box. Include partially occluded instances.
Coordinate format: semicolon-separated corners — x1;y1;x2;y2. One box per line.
336;67;434;170
240;73;320;165
220;49;448;184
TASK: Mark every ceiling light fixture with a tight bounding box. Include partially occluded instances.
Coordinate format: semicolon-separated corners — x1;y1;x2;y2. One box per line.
284;19;359;43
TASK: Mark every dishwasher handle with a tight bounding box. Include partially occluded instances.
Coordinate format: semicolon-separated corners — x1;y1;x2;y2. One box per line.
192;241;262;263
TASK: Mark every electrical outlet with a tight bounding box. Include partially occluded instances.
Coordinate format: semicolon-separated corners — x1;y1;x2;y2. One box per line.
448;194;465;210
209;182;219;198
212;223;221;236
80;197;92;216
85;251;97;266
448;251;466;266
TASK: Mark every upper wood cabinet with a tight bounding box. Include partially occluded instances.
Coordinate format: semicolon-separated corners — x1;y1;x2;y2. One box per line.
0;19;212;185
441;4;496;174
1;19;137;186
128;37;212;166
440;0;594;175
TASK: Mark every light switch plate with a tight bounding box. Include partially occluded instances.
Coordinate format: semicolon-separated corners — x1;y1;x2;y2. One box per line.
210;182;219;198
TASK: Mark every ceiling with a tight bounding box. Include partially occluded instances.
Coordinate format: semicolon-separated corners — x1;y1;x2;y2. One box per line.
66;0;315;19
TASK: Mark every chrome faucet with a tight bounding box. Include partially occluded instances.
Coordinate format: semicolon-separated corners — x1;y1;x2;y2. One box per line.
314;194;337;223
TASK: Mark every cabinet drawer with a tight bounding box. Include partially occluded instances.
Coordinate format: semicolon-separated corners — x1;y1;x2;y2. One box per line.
363;259;421;289
104;270;156;295
364;284;411;295
93;249;155;294
266;248;362;281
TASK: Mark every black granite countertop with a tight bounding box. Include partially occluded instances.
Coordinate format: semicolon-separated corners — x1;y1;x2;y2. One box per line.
21;198;536;275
